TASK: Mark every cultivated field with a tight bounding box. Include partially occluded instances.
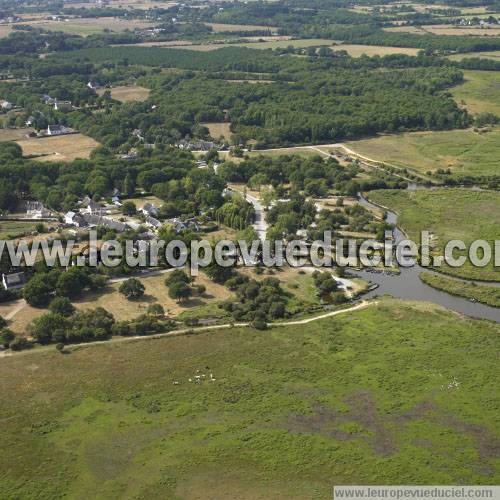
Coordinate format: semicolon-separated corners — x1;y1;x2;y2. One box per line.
16;17;157;36
201;122;232;139
16;133;100;161
0;299;498;497
67;0;178;9
0;24;13;38
174;38;339;51
205;22;279;33
0;128;35;142
345;128;500;178
332;44;420;57
450;70;500;116
368;188;500;281
0;220;39;239
98;85;150;103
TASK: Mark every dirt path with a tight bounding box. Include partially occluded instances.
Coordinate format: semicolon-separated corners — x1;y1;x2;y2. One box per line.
0;301;376;358
4;299;27;320
256;143;420;183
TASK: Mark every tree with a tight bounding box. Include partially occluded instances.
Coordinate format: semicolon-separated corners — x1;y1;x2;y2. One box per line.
28;313;67;344
168;282;192;303
56;268;88;299
119;278;145;300
147;303;165;317
23;274;54;307
0;328;15;347
121;201;137;216
165;269;191;287
49;296;75;317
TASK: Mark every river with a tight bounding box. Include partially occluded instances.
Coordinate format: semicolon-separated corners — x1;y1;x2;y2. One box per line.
352;194;500;323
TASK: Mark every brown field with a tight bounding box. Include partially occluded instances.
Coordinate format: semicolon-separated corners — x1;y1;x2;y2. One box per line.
385;25;500;37
1;272;232;335
98;85;150;102
66;0;177;8
15;17;157;36
124;195;164;209
0;128;35;142
16;133;100;161
205;23;279;34
173;38;338;52
332;44;420;57
201;122;232;139
0;24;13;38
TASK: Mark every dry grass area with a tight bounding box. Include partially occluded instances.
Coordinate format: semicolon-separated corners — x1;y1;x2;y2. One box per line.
332;44;420;57
0;128;35;142
0;24;13;38
2;273;232;335
124;195;164;209
17;133;100;161
67;0;178;8
98;85;150;102
16;17;157;36
205;23;279;34
201;122;232;139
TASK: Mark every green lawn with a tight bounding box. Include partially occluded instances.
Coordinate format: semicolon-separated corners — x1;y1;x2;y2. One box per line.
0;298;498;498
345;128;500;178
0;220;38;239
368;188;500;281
450;70;500;116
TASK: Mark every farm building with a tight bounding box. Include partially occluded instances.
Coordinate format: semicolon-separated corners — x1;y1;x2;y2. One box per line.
2;272;27;290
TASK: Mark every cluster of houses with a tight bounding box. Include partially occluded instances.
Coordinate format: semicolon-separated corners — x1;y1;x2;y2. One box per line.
457;17;499;26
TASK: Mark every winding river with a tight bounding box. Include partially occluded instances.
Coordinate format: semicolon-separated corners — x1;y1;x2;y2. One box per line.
352;194;500;323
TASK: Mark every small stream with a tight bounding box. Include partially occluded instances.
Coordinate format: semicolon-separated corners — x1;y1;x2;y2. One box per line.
353;193;500;323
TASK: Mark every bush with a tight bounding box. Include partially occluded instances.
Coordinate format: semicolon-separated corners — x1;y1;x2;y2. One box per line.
0;328;16;348
9;337;32;351
49;297;75;317
251;318;268;330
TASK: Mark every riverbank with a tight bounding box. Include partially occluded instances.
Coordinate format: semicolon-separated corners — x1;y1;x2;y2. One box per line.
419;272;500;308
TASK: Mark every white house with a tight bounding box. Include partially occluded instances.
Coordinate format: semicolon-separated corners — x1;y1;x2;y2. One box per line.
26;201;51;219
0;100;13;111
140;203;159;217
47;124;71;136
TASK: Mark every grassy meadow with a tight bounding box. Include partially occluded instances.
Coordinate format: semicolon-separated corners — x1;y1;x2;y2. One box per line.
450;70;500;116
368;188;500;281
0;298;498;498
345;128;500;178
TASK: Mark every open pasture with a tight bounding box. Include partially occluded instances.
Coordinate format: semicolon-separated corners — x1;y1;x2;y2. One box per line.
450;70;500;116
0;299;498;497
368;188;500;281
345;127;500;178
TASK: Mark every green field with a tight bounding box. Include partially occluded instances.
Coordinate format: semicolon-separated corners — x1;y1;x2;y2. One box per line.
450;70;500;116
0;299;499;498
368;189;500;281
345;128;500;178
420;272;500;307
